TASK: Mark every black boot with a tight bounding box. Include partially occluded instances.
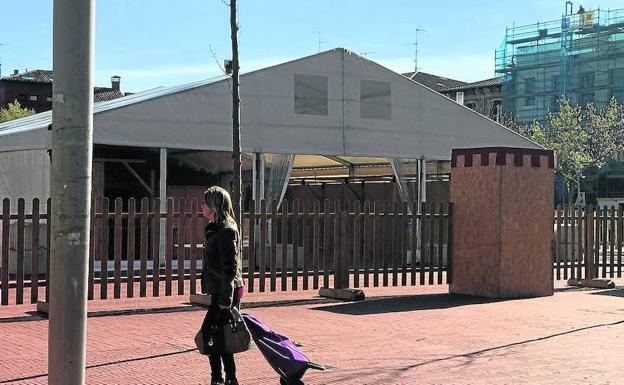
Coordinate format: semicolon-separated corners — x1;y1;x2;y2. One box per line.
210;378;224;385
224;378;239;385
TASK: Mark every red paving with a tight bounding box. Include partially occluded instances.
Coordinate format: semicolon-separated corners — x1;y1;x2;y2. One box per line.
1;279;623;385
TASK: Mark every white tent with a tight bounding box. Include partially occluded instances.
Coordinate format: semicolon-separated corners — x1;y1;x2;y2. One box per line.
0;48;541;206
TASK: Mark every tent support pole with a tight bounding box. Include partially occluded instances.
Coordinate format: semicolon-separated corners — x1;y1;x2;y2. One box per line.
252;152;264;209
159;147;167;265
252;152;264;264
252;153;257;205
259;153;265;204
150;169;155;200
420;157;427;205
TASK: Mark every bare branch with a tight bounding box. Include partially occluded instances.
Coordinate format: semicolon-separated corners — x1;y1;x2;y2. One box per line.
208;44;227;74
208;44;232;95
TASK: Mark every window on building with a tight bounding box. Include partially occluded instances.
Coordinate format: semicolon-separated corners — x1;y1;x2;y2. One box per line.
581;71;595;89
552;75;560;91
491;100;502;121
294;74;328;116
612;68;624;87
46;96;53;102
524;77;535;106
611;89;624;104
610;68;624;103
29;95;38;102
580;92;594;105
550;94;561;112
455;91;464;105
17;94;27;102
360;80;391;120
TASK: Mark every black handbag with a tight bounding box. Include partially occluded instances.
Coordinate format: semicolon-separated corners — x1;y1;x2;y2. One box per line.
196;258;248;355
194;328;207;354
222;307;252;354
195;322;221;355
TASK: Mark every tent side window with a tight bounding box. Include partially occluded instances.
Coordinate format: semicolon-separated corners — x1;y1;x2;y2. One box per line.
294;74;328;116
360;80;391;120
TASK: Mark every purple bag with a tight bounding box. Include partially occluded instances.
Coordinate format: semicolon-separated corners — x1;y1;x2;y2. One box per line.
242;313;325;385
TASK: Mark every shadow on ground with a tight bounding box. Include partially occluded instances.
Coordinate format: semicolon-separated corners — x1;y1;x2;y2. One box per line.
311;293;504;315
590;287;624;298
554;286;601;293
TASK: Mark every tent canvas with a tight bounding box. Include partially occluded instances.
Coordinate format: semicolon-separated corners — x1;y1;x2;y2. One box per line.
0;47;541;205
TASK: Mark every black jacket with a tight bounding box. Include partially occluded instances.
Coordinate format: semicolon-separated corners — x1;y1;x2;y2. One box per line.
201;222;244;307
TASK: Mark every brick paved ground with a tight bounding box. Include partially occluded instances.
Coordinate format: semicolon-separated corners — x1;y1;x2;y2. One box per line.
1;279;623;385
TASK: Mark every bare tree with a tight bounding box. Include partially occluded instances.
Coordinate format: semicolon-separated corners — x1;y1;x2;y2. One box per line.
230;0;242;227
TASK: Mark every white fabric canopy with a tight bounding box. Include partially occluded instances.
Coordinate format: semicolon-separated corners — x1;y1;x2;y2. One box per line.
0;48;541;200
0;150;50;212
0;48;540;158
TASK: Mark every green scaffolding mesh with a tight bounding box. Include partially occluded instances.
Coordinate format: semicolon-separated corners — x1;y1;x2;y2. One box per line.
496;8;624;124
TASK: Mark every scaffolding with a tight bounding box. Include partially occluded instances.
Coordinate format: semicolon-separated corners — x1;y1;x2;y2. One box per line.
496;4;624;123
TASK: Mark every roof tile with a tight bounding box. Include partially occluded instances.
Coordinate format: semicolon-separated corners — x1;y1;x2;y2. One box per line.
1;69;53;83
442;77;502;92
402;71;467;91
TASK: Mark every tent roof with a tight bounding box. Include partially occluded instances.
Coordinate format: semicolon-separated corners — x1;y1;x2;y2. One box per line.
0;48;541;160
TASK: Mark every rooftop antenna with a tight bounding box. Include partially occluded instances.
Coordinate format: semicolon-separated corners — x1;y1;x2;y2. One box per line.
358;51;378;58
312;31;326;53
408;28;426;74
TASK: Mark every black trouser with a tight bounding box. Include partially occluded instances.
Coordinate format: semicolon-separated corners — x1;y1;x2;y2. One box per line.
209;352;236;381
206;292;240;380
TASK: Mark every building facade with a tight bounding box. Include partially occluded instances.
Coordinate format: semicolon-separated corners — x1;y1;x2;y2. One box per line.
0;70;127;113
440;78;503;121
496;5;624;205
496;6;624;124
402;71;503;122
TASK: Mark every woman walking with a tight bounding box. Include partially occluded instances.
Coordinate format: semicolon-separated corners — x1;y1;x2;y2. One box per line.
200;186;244;385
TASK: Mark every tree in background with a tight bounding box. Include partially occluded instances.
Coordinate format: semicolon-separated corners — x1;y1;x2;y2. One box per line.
499;114;548;147
501;97;624;204
0;100;34;123
542;99;591;203
602;98;624;159
585;98;622;165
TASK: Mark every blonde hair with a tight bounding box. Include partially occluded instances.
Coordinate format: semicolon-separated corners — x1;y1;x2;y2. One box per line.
204;186;238;230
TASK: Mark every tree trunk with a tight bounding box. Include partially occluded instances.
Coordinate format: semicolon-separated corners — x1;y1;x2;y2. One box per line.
230;0;242;228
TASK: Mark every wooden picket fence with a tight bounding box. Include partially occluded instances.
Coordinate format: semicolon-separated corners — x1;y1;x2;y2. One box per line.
0;198;453;306
553;205;624;281
3;199;622;307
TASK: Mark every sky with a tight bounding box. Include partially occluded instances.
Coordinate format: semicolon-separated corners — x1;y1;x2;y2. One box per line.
1;0;623;93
